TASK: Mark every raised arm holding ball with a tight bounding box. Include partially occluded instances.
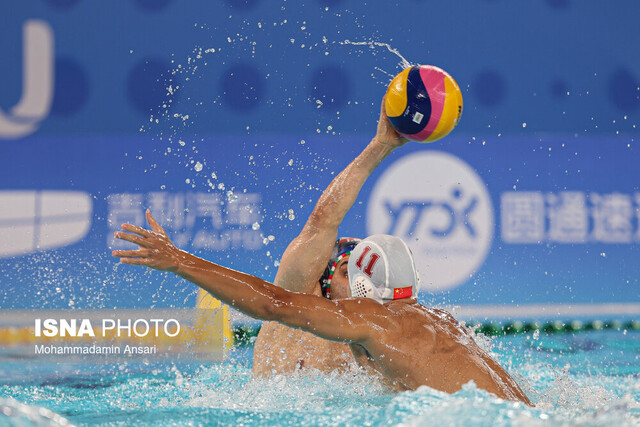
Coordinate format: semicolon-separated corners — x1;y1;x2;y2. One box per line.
252;97;408;376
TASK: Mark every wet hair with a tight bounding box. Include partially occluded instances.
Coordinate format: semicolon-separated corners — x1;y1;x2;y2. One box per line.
319;237;362;298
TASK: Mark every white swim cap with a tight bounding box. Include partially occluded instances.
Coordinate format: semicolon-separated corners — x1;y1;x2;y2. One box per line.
348;234;420;303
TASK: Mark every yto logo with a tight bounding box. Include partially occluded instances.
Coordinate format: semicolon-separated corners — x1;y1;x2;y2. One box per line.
367;151;494;292
0;20;54;139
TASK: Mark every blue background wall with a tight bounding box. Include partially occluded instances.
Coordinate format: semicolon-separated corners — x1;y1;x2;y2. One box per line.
0;1;638;311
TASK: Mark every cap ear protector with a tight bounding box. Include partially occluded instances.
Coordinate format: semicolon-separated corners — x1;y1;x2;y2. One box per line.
350;274;376;300
320;237;362;299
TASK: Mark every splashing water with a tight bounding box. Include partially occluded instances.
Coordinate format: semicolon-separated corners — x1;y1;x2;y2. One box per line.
340;39;413;74
1;331;639;426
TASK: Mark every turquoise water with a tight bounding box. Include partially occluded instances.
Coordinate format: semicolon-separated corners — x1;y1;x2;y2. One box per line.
1;330;639;426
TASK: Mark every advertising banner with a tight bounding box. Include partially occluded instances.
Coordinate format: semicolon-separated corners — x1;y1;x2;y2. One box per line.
1;134;637;312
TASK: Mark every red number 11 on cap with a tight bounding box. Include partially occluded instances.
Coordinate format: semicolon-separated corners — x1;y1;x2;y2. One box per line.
355;246;380;277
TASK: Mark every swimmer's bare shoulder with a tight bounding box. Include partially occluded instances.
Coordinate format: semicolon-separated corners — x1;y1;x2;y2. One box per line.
352;300;532;405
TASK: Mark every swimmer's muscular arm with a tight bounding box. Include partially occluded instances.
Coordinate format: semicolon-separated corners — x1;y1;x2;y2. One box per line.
274;99;407;293
178;254;380;343
112;212;385;343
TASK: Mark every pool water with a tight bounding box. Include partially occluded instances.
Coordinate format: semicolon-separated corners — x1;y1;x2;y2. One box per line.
1;329;639;426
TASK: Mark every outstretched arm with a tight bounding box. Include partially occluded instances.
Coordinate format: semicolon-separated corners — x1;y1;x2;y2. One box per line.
276;98;408;293
112;211;387;343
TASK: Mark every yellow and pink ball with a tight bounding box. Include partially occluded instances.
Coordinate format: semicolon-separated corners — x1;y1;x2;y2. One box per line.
385;65;463;143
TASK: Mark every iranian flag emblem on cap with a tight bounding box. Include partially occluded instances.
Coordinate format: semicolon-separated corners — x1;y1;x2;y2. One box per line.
393;286;413;299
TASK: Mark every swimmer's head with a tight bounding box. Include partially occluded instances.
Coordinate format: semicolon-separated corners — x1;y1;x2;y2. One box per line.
348;234;420;304
320;237;362;299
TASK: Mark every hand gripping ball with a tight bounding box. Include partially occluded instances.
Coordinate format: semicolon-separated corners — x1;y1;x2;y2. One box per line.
385;65;463;143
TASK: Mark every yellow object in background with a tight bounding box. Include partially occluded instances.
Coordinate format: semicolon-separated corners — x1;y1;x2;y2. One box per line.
194;288;234;352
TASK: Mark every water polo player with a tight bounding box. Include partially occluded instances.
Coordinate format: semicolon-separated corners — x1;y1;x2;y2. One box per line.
113;220;531;404
112;95;529;402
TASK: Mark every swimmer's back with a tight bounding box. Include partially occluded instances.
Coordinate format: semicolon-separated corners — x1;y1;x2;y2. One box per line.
351;301;532;405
